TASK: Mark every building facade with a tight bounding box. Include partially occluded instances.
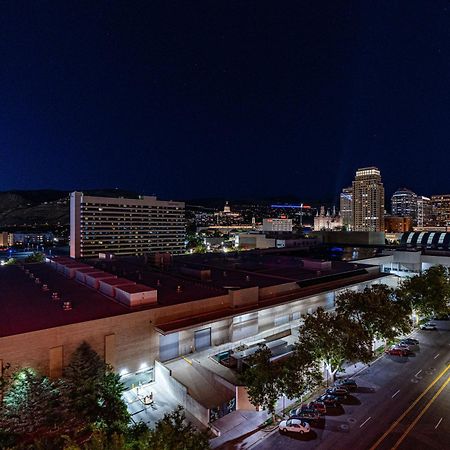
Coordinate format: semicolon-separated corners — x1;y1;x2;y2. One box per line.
262;218;293;232
416;196;432;228
352;167;385;232
340;187;353;230
70;192;185;258
384;216;413;233
431;194;450;227
391;188;417;221
313;206;342;231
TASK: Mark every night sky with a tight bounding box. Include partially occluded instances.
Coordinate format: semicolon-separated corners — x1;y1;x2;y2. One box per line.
1;1;449;202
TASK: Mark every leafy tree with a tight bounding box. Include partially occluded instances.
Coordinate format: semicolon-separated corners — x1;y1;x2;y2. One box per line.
145;406;210;450
397;265;450;317
281;346;322;400
238;344;282;417
97;371;130;433
297;308;373;384
24;252;46;263
336;284;412;345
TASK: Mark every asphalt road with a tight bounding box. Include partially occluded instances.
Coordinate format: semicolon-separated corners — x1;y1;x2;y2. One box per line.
253;321;450;450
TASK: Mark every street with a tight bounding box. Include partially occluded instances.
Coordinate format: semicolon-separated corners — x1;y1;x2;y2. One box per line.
252;321;450;450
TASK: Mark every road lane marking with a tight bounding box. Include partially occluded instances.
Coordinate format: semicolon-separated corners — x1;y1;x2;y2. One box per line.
391;375;450;449
435;417;443;429
368;363;450;450
415;369;422;377
391;389;400;398
434;353;440;359
360;417;372;428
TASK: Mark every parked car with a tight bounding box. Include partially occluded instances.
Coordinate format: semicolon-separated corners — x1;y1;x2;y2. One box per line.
326;386;349;399
386;347;408;356
420;322;437;330
316;394;339;407
395;342;412;351
307;401;327;415
400;338;419;346
279;418;311;434
432;314;449;320
289;406;320;421
392;345;413;355
334;378;357;391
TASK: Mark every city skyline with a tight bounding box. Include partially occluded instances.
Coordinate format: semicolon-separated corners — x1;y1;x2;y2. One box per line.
1;1;450;200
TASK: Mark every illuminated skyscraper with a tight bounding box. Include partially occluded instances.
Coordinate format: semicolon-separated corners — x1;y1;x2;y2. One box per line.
391;188;417;221
340;187;353;229
352;167;385;232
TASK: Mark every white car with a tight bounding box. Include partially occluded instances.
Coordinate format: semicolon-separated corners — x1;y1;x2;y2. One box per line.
420;322;437;330
279;418;311;434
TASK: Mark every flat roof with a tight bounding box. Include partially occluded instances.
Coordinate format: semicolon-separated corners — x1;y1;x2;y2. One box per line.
116;283;156;294
1;251;383;337
0;265;133;337
86;272;117;280
100;277;135;286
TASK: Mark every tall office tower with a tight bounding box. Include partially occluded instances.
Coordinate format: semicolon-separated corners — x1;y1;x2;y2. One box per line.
431;194;450;226
340;187;353;229
352;167;385;232
70;192;185;258
416;196;432;228
391;188;417;221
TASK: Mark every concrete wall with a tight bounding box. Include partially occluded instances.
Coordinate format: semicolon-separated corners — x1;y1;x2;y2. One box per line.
154;361;210;425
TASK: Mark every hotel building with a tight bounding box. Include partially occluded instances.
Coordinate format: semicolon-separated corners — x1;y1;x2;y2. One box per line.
70;192;185;258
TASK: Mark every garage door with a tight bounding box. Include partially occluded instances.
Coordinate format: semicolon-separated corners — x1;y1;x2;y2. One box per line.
159;332;180;362
194;328;211;351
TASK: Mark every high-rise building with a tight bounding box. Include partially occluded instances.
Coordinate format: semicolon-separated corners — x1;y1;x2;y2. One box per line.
70;192;185;258
340;187;353;229
352;167;385;232
416;196;432;228
431;194;450;227
391;188;417;221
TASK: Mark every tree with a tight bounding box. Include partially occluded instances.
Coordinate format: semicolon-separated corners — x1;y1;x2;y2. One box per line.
63;342;129;432
297;308;373;384
238;344;282;418
144;406;210;450
0;368;65;437
336;284;412;345
398;265;450;317
281;346;322;400
63;342;106;425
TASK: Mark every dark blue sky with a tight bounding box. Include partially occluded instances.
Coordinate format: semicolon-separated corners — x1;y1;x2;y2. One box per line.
1;1;449;201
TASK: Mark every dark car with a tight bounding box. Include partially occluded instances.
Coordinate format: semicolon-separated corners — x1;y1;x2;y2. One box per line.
433;314;449;320
400;338;419;346
289;406;320;421
326;386;349;399
334;378;357;391
316;394;339;408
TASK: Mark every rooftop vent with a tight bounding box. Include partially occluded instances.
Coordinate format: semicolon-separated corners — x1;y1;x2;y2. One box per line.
63;301;72;311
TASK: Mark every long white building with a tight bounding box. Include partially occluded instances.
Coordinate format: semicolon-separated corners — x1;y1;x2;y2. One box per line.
70;192;185;258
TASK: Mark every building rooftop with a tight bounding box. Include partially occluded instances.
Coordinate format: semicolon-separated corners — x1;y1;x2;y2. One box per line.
1;251;382;337
0;264;132;338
